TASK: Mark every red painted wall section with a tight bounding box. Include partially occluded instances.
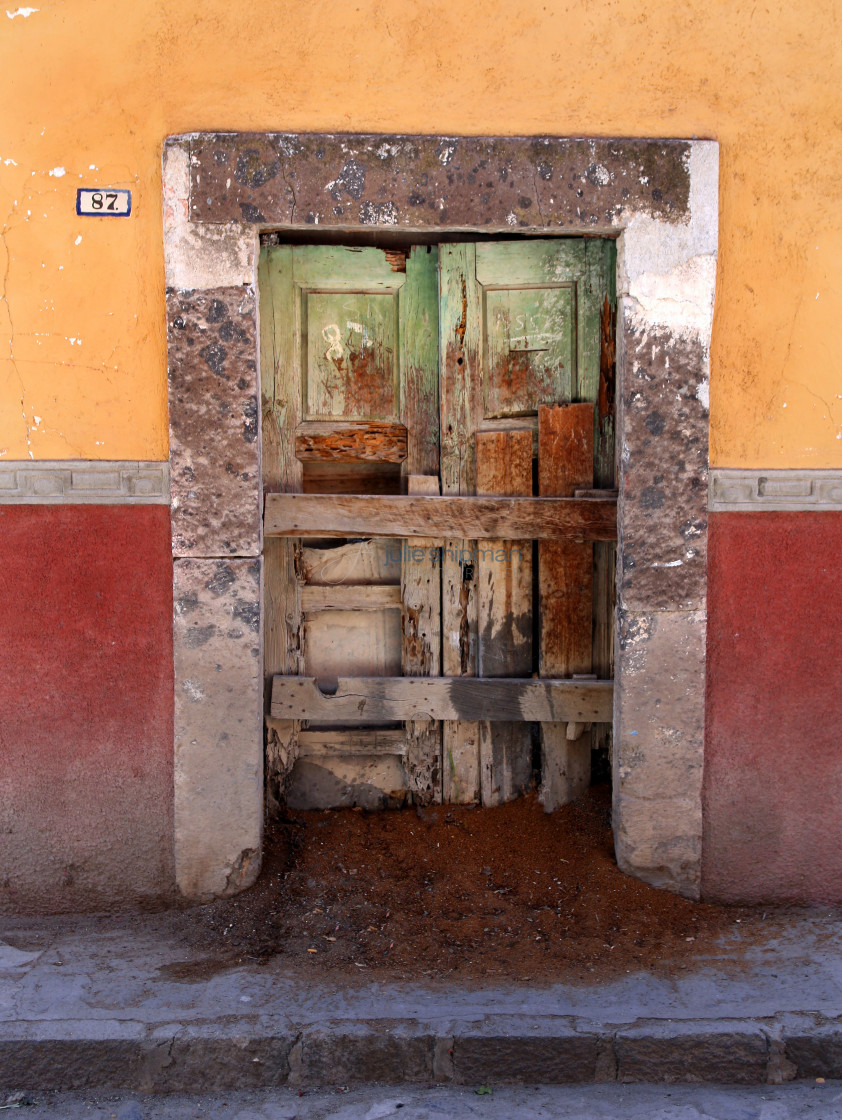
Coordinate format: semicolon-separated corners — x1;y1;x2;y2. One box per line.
703;512;842;903
0;505;175;912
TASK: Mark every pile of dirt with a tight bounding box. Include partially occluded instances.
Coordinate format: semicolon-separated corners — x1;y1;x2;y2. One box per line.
184;785;757;981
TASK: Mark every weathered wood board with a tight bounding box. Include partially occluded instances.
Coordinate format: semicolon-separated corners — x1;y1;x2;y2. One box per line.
301;585;402;612
538;403;595;810
264;493;617;541
476;430;534;806
439;243;483;804
272;676;613;723
401;474;443;804
303;609;401;682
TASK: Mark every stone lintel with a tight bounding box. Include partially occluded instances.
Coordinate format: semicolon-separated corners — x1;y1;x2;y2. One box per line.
184;133;693;230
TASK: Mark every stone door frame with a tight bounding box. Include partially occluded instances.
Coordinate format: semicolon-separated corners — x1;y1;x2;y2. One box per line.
164;132;718;901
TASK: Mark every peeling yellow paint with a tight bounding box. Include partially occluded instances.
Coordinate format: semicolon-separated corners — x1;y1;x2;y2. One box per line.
0;0;841;465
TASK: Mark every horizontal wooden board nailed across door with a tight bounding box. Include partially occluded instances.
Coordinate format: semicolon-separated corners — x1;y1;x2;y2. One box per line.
264;493;616;540
271;676;613;723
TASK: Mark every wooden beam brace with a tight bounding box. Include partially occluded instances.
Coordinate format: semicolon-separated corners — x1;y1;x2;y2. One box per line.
264;493;616;541
271;675;613;723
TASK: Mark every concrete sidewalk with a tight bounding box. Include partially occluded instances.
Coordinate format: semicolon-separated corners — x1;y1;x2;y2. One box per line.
1;910;841;1091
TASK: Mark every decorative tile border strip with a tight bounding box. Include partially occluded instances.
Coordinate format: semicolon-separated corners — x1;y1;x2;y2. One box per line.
0;461;170;504
710;469;842;512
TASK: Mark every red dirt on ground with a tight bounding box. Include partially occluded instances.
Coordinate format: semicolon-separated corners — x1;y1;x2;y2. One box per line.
188;786;756;981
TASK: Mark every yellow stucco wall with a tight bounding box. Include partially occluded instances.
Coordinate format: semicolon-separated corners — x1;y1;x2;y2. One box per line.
1;0;840;466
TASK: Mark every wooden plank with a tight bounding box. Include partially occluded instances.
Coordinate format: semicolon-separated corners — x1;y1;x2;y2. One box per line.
476;430;534;806
439;243;483;805
297;729;407;757
301;585;402;612
271;676;613;724
401;474;442;804
302;462;401;494
304;609;401;681
295;422;407;463
538;403;594;811
264;493;616;541
259;245;304;798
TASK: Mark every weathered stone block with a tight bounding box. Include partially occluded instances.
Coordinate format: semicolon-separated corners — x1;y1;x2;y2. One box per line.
613;610;706;897
168;287;260;558
452;1021;601;1084
148;1030;294;1091
616;1020;768;1084
617;318;709;612
297;1024;435;1084
173;558;262;900
783;1019;842;1079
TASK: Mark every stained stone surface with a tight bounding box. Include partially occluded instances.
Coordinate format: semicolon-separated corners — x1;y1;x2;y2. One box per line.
618;319;708;612
173;558;262;900
612;609;706;899
186;134;691;230
168;287;260;558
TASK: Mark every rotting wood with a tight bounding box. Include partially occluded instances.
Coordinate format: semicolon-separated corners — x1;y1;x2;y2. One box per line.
264;493;616;541
301;585;402;612
476;430;534;806
271;676;613;723
439;243;483;805
295;421;408;463
538;403;594;812
401;474;443;804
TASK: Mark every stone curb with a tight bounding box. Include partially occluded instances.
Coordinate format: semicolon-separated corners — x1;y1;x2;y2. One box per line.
1;1014;841;1091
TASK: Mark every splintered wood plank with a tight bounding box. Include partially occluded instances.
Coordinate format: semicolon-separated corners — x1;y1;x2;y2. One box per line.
301;585;402;612
259;245;303;792
271;676;613;723
264;494;616;541
476;430;534;806
401;474;442;804
440;243;483;805
295;422;408;463
538;403;594;811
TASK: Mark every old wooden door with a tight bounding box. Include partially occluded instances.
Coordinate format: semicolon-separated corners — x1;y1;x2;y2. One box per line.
259;239;615;811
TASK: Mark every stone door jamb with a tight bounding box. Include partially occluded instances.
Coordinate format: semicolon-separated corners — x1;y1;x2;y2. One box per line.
163;132;718;901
